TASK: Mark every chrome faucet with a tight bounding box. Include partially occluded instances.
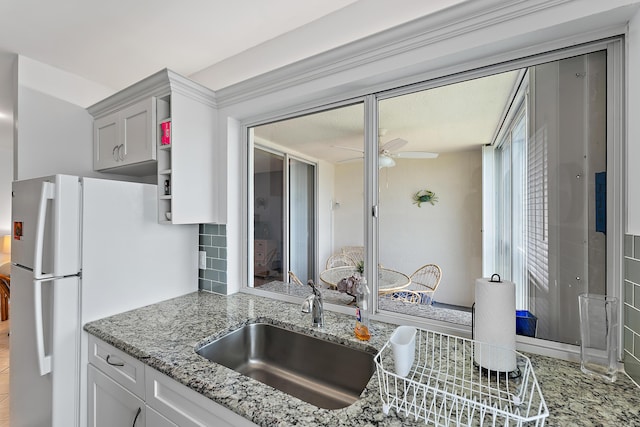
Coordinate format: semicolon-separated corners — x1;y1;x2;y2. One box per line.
301;280;324;328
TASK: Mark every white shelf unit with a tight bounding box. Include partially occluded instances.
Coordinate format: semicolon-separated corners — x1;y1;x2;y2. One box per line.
157;96;172;224
154;80;219;224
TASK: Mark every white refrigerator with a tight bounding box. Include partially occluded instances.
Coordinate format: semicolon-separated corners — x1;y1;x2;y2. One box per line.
10;175;198;427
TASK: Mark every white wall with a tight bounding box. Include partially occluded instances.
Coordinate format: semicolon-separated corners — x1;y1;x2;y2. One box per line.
17;56;113;109
628;8;640;234
190;0;467;91
14;56;151;182
15;86;95;180
332;162;364;251
0;147;11;244
317;160;335;274
332;152;482;307
0;53;15;243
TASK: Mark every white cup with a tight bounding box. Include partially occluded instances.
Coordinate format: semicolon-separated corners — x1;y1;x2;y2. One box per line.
389;326;417;377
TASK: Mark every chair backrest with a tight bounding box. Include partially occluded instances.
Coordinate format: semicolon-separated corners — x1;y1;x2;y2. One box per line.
410;264;442;292
341;246;364;264
325;253;356;269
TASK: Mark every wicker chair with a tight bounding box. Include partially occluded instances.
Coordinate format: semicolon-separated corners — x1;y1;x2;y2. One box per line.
392;264;442;304
341;246;364;265
0;274;9;321
288;271;305;286
325;253;356;269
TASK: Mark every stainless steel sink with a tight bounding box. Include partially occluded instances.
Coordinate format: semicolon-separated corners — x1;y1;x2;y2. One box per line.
196;322;376;409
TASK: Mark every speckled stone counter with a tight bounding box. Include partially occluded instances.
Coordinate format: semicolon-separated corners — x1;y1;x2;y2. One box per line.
84;291;640;426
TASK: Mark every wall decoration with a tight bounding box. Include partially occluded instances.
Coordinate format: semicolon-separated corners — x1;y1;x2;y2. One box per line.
255;197;268;209
412;189;438;207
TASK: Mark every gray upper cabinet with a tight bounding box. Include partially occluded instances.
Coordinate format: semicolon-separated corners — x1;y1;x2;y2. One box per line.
93;98;156;175
88;69;219;224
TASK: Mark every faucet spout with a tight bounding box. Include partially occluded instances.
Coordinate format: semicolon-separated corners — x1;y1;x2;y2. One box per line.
301;280;324;327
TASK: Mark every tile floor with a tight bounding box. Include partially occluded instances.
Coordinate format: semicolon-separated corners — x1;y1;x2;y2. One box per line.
0;320;9;426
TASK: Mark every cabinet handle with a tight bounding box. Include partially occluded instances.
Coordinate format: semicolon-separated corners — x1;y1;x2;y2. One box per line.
118;144;125;161
106;354;125;367
112;145;119;162
132;407;141;427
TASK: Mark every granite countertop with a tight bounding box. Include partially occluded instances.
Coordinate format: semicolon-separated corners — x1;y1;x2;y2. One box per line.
84;291;640;426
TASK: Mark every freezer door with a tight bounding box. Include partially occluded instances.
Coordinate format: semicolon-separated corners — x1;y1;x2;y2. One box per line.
12;175;81;276
10;266;81;427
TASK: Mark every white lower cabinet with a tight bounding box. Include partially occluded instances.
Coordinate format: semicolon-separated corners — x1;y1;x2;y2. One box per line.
88;336;258;427
88;365;146;427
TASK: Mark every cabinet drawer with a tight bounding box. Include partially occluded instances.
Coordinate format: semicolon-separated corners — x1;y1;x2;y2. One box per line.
89;335;146;399
145;366;258;427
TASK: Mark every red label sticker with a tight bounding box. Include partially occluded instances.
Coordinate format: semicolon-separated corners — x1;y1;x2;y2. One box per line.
13;222;22;240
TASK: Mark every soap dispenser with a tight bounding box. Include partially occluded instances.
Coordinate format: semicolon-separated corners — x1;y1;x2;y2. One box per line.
354;276;371;341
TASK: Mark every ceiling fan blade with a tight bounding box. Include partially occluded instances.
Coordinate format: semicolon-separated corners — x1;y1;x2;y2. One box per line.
331;144;364;153
379;138;408;153
392;151;439;159
337;156;364;163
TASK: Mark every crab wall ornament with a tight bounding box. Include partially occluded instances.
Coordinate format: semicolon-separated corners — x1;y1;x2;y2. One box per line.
412;189;438;207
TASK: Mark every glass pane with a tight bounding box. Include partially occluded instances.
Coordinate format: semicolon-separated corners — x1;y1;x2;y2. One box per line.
376;70;522;326
249;102;365;307
375;50;607;345
527;51;607;344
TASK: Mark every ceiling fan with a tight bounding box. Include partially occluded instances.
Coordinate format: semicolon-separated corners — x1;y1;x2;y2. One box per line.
333;132;438;168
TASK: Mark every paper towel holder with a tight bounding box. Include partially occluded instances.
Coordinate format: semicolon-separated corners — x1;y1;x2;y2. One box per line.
472;273;521;379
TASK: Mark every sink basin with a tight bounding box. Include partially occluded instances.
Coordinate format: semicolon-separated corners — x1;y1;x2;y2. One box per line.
196;322;376;409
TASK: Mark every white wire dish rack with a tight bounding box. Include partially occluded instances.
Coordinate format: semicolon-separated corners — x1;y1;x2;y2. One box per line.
374;329;549;426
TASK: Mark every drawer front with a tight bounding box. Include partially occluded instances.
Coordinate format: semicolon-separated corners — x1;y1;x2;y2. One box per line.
145;366;258;427
89;335;146;399
254;240;266;251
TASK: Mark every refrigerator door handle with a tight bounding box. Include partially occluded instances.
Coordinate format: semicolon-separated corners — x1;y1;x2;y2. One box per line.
34;181;55;280
34;279;52;376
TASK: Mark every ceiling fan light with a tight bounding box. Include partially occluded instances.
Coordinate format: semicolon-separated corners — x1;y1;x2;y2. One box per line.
378;156;396;168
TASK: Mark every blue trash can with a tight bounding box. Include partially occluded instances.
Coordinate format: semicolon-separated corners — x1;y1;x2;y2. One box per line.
516;310;537;337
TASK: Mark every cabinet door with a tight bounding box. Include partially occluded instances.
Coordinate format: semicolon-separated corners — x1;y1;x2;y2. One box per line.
120;98;156;166
88;365;146;427
94;113;120;171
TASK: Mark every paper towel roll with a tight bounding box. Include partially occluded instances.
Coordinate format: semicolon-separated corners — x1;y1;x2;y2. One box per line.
474;276;517;372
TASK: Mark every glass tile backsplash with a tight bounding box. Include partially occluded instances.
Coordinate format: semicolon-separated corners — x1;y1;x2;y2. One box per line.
199;224;227;294
624;234;640;384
